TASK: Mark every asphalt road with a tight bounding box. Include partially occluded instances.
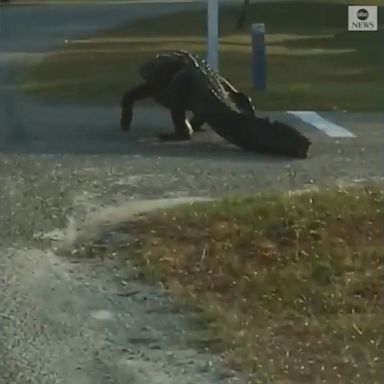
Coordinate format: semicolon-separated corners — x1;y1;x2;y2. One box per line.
0;2;383;383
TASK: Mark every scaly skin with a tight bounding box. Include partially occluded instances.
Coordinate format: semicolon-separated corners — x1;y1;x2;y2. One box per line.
121;51;311;158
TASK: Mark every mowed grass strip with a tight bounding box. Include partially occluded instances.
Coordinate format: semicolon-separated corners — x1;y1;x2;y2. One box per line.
19;1;383;111
8;0;140;4
8;0;384;3
98;184;383;384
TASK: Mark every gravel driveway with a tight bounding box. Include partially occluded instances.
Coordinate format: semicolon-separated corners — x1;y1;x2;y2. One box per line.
0;2;383;383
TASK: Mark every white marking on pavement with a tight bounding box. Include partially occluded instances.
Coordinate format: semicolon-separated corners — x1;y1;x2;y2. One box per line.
287;111;356;138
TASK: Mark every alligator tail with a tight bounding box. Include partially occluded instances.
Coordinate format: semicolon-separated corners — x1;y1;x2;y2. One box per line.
201;110;311;159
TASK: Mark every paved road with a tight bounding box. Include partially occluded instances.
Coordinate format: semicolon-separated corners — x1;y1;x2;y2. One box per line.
0;2;383;384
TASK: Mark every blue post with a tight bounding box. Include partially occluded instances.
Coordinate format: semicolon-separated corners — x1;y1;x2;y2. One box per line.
251;23;267;90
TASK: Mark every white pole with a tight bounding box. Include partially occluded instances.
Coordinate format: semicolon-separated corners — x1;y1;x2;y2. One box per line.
207;0;219;70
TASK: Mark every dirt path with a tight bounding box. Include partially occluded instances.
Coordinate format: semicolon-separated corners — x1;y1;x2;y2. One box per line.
1;236;237;384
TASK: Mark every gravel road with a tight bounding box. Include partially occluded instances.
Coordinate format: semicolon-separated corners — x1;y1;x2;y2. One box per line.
0;2;383;383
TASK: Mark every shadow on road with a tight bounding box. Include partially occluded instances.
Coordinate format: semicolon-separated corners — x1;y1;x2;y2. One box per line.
0;100;306;164
0;130;301;165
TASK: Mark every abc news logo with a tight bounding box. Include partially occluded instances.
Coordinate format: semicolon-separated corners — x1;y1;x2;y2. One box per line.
357;9;369;21
348;6;378;31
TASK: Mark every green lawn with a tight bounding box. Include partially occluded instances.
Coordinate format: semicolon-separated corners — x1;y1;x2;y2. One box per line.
9;0;137;3
74;183;383;384
19;1;383;111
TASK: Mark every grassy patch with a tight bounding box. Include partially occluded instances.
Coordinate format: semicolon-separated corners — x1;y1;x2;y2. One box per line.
19;1;383;111
95;184;384;384
9;0;135;3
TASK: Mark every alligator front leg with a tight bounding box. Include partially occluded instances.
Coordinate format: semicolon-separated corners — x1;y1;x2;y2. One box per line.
120;83;151;131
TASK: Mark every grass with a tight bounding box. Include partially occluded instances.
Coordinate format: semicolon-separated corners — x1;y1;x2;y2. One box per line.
79;183;384;384
8;0;136;3
8;0;384;3
313;0;382;3
19;1;383;111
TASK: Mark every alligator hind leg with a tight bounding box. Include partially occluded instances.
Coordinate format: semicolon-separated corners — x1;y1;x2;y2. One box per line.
219;76;256;117
158;70;194;141
120;83;151;131
189;115;206;132
158;107;192;141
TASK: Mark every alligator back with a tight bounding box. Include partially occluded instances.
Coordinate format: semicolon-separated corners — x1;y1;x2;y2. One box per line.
139;52;185;87
139;51;248;113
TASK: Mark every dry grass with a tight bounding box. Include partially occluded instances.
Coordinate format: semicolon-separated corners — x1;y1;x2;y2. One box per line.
100;184;384;384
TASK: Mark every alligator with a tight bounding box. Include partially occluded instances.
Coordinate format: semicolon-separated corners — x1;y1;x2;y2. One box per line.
120;50;311;158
